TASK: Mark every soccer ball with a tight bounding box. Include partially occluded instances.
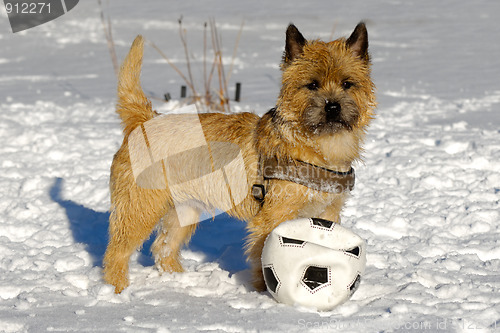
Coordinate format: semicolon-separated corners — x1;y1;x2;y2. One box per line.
261;217;366;311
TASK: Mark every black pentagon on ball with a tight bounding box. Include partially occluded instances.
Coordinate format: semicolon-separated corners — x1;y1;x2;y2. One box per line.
263;266;280;293
280;236;306;246
302;266;329;291
311;218;334;229
349;274;361;296
345;246;360;257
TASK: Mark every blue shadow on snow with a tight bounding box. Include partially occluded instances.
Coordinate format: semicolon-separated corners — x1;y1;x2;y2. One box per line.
49;178;249;272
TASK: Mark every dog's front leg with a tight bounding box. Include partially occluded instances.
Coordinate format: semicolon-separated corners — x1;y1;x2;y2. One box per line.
318;193;349;224
244;181;309;291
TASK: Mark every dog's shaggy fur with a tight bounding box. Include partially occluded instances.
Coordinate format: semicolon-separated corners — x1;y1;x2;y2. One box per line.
104;23;376;293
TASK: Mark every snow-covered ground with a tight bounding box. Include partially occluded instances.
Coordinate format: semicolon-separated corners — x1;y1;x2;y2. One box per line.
1;0;500;332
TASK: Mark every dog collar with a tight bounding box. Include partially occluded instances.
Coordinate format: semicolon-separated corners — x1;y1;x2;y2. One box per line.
252;156;355;202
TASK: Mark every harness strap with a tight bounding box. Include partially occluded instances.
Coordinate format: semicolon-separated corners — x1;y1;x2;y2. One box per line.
252;156;355;202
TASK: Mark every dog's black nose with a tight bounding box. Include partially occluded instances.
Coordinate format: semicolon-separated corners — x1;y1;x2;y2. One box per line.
325;101;341;115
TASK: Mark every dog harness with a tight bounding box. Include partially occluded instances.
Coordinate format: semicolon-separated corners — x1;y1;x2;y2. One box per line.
252;156;355;202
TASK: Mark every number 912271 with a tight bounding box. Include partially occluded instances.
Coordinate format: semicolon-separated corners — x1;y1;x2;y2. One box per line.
5;2;51;14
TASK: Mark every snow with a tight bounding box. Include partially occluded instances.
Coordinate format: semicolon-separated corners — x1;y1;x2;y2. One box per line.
1;0;500;332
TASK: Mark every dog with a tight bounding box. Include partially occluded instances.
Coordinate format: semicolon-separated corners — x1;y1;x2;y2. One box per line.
104;22;376;294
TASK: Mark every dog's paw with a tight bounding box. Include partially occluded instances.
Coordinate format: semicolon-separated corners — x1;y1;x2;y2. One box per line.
156;256;184;274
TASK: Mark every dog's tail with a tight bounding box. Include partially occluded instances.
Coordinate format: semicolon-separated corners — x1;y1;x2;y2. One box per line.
116;35;155;136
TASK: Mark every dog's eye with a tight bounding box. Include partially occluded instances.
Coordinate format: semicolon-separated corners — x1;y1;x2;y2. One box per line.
342;81;354;90
306;80;320;91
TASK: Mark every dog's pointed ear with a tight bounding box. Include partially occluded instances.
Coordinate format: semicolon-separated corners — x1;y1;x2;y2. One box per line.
283;24;307;66
346;22;369;61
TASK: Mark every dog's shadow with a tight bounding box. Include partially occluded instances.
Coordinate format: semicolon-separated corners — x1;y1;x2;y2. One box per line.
49;178;249;272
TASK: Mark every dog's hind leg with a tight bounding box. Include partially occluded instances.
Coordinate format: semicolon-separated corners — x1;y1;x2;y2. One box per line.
104;189;168;294
152;205;200;273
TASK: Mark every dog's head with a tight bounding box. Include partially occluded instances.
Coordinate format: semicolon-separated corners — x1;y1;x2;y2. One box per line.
276;23;376;137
